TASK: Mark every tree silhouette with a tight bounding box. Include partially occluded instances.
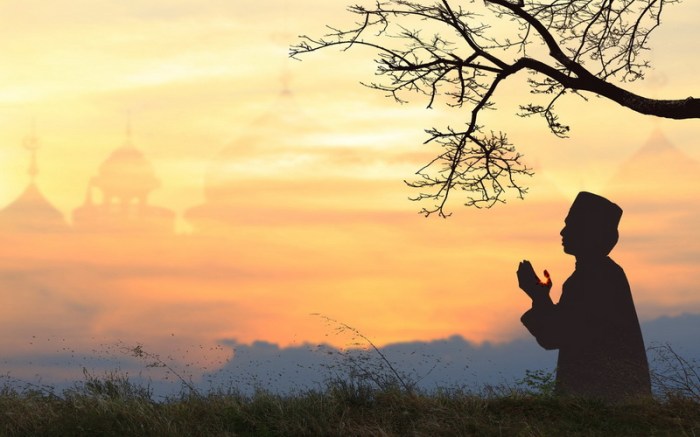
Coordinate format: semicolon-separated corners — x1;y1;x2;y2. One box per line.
290;0;697;216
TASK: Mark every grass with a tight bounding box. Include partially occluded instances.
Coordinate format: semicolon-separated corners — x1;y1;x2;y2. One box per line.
0;375;699;436
2;322;699;436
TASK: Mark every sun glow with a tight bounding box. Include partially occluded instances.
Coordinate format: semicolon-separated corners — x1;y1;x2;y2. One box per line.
0;1;699;377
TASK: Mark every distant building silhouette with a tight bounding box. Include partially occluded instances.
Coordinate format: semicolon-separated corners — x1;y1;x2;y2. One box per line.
73;123;174;234
602;127;700;252
0;126;68;233
185;79;324;232
604;128;699;205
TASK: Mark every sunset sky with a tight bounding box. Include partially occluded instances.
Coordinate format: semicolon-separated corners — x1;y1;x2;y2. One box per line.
1;1;699;383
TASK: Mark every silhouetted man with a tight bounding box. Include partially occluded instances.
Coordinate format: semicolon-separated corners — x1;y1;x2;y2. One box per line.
518;191;651;401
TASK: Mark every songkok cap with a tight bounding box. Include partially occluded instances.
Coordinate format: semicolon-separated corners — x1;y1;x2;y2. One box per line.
568;191;622;229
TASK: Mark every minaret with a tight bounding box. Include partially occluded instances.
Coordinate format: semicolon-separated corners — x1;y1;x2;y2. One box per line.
124;111;134;148
23;119;39;184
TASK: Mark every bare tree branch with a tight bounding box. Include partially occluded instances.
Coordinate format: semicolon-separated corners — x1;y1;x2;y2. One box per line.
290;0;694;217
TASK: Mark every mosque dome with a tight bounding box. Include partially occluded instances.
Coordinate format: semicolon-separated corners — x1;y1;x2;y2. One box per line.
204;90;316;202
0;182;67;233
72;125;174;235
604;128;699;205
0;128;68;233
185;83;326;230
93;146;160;202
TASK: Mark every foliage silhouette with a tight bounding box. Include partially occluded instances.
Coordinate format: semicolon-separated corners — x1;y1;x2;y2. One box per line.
312;313;441;393
650;342;700;402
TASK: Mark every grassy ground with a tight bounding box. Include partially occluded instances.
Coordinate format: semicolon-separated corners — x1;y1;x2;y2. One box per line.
1;376;699;436
1;341;697;436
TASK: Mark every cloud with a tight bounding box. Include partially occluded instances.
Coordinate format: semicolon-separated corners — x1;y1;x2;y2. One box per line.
2;311;697;398
203;312;700;395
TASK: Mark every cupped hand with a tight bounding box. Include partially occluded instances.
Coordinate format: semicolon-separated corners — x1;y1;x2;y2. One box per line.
517;260;552;301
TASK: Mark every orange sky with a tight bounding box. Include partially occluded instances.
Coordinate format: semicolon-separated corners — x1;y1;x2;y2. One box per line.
1;0;699;375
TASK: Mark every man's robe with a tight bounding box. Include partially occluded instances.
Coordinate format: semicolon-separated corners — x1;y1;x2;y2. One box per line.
521;256;651;401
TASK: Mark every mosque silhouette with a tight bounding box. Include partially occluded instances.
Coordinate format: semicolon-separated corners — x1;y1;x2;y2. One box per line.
0;121;223;324
0;87;328;340
0;83;315;237
0;124;175;236
0;110;697;239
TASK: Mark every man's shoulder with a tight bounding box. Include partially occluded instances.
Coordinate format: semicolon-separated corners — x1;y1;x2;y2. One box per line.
604;257;626;275
599;257;631;291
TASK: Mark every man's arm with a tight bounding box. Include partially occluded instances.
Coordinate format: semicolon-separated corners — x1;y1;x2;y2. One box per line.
517;260;565;349
521;304;562;350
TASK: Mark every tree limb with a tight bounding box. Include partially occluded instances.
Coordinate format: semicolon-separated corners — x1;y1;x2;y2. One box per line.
291;0;693;216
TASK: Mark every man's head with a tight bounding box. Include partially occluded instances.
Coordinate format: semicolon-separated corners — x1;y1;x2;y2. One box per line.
560;192;622;257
